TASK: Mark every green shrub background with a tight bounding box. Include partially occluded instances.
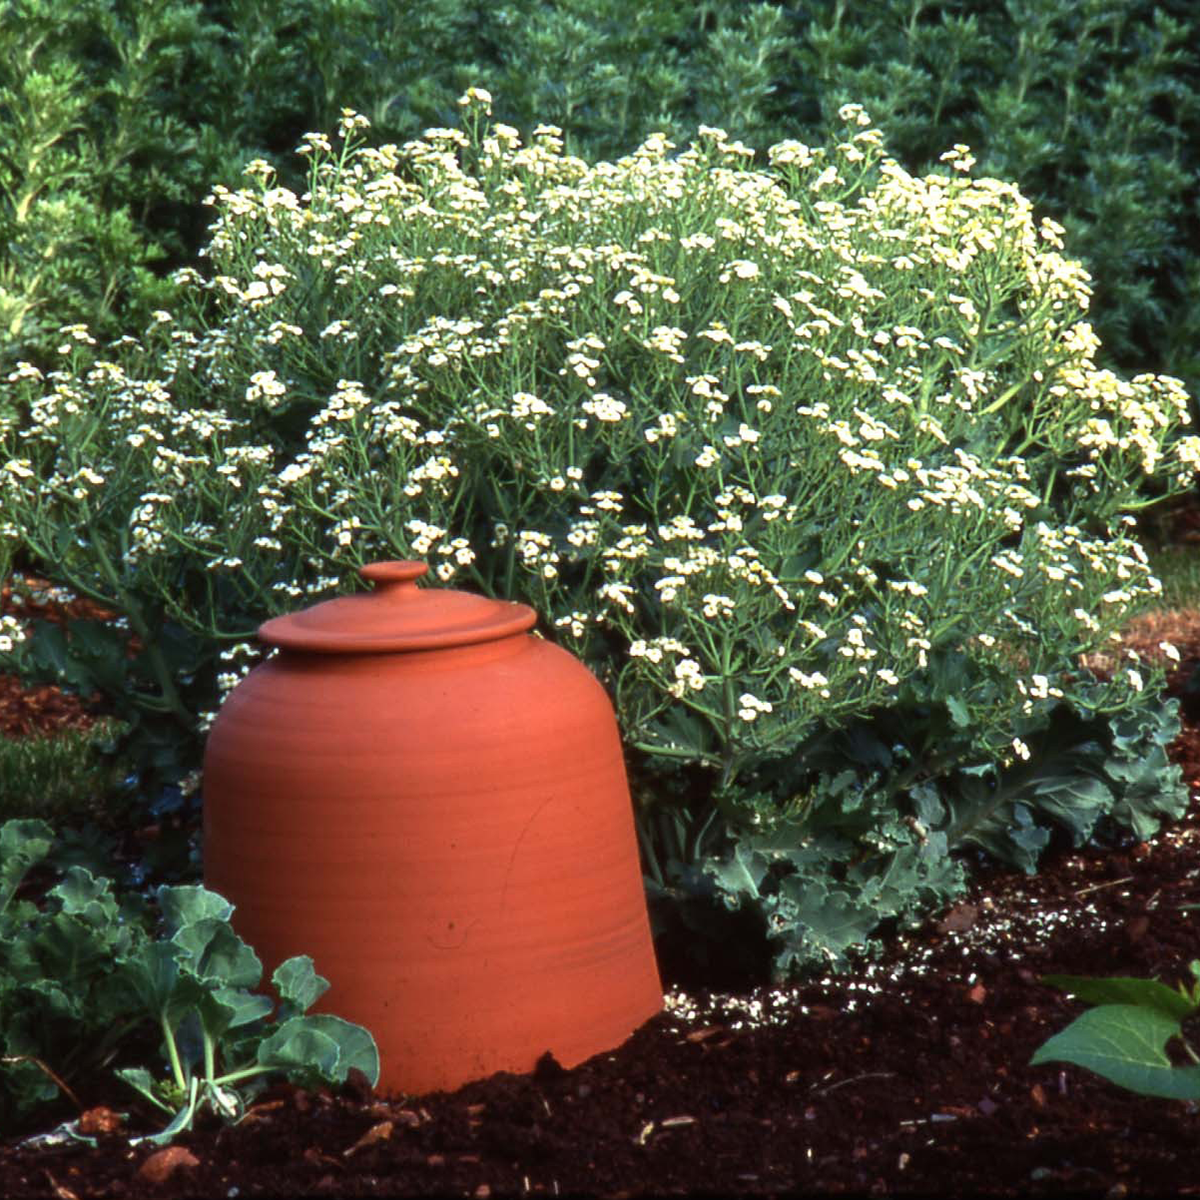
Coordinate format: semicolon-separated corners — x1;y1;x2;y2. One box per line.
3;0;1198;416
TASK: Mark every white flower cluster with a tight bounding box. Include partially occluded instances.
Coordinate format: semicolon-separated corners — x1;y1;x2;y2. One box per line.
0;613;27;655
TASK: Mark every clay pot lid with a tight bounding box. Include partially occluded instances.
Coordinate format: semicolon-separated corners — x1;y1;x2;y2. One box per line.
257;561;537;654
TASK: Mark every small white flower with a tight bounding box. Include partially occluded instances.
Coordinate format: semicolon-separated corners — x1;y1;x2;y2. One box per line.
788;668;827;688
458;86;493;109
597;581;635;613
737;692;773;721
723;423;760;448
582;393;628;423
701;594;735;619
673;659;706;692
655;575;686;603
723;260;759;281
628;639;663;663
554;612;589;638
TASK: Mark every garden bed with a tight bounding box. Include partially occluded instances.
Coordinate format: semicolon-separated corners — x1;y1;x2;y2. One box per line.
2;600;1200;1197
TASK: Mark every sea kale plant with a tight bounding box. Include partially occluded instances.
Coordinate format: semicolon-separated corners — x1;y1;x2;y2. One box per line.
2;95;1197;976
0;818;379;1138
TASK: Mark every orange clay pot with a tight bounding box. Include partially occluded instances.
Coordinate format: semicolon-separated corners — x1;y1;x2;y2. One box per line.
202;560;662;1095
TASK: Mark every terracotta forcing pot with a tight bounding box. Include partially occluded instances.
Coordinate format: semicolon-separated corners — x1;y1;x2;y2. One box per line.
202;561;662;1095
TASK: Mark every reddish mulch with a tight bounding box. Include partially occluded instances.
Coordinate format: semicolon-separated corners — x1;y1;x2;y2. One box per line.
0;672;103;739
0;578;120;738
5;590;1200;1196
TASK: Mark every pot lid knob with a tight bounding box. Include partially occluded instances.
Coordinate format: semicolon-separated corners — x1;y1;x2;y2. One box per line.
358;560;429;591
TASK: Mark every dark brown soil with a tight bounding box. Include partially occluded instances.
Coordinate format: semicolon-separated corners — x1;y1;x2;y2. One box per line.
6;586;1200;1198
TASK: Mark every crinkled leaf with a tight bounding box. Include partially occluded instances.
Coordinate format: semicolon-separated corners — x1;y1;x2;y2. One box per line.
156;885;234;935
911;782;946;827
29;912;114;992
24;976;81;1022
120;941;205;1025
927;648;971;696
956;800;1049;873
2;1055;63;1110
1024;775;1109;846
946;695;970;729
844;728;892;774
187;986;273;1048
1124;704;1171;749
50;867;120;928
849;841;963;922
61;619;134;695
773;873;875;963
272;956;329;1017
300;1014;380;1085
256;1014;380;1086
26;621;95;694
1107;759;1188;841
4;930;44;986
193;987;261;1043
255;1018;341;1079
0;819;54;913
171;918;261;989
1031;1004;1200;1100
826;769;858;798
705;840;767;906
212;986;274;1031
1104;706;1188;838
637;704;714;760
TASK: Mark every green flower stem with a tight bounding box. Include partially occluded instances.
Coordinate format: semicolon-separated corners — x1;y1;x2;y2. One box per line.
634;814;665;887
719;640;737;790
85;523;193;729
685;805;720;864
203;1030;216;1085
161;1015;187;1095
212;1063;274;1087
630;741;721;768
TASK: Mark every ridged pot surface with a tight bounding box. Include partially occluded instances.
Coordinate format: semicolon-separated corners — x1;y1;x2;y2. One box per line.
202;565;662;1095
